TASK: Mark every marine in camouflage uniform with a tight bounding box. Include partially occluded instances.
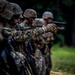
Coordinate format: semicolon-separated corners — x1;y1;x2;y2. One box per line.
0;1;33;75
34;20;58;75
4;2;34;75
32;20;46;75
0;1;20;75
23;9;37;27
23;8;39;75
41;11;57;75
5;2;23;28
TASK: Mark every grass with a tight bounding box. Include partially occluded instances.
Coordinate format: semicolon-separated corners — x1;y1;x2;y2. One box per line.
51;44;75;74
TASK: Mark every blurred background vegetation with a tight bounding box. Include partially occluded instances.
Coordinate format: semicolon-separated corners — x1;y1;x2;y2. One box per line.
8;0;75;47
51;44;75;74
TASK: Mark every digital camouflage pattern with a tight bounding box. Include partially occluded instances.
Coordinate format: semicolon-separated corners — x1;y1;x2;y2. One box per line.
0;2;14;20
34;19;43;27
10;3;23;15
42;11;53;19
47;23;58;33
23;9;37;18
2;23;57;42
0;0;8;7
42;32;54;42
35;49;46;75
11;51;26;69
0;1;58;74
0;0;7;2
36;23;57;75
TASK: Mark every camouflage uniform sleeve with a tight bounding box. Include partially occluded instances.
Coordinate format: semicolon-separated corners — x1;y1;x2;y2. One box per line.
42;32;54;41
47;23;58;33
33;23;58;35
12;24;57;41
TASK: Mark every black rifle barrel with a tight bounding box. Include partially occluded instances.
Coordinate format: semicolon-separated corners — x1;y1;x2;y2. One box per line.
52;21;66;25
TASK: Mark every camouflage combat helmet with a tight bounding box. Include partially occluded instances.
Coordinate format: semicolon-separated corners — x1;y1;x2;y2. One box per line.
0;0;7;1
10;3;23;15
42;11;53;19
47;23;57;33
34;19;43;27
0;0;8;10
23;9;37;18
0;2;14;20
0;0;8;3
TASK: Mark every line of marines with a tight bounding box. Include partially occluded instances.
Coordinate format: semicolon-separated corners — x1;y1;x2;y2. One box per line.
0;0;63;75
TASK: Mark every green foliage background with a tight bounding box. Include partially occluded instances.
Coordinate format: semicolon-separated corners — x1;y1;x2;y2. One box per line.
52;44;75;74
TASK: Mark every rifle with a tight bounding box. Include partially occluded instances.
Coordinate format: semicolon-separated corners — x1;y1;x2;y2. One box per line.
36;18;66;30
1;23;58;42
52;21;66;25
21;26;42;30
36;18;66;25
2;27;37;34
52;21;66;30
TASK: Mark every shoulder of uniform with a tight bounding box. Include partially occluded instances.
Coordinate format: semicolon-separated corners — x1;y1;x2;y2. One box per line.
47;23;58;33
